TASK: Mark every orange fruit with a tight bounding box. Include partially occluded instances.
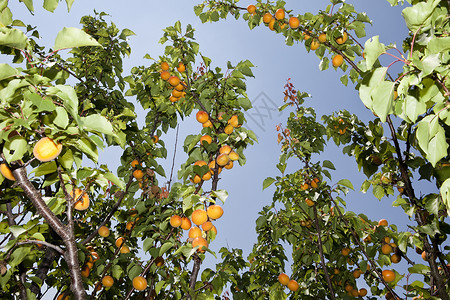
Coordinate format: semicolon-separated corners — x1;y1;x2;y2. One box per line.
224;125;234;134
201;221;213;231
310;39;320;50
191;209;208;226
0;164;15;181
161;62;169;71
188;227;202;239
170;215;182;227
169;95;179;103
196;111;209;123
289;16;300;29
381;244;393;255
336;31;348;44
207;205;224;220
263;13;273;23
126;221;134;230
115;237;125;247
228;115;239;127
352;269;361;278
120;245;130;253
310;180;318;189
81;265;90;277
345;284;353;292
247;4;256;15
57;294;69;300
208;160;222;175
378;219;388;226
98;226;110;237
33;137;62;162
210;225;217;235
300;182;309;190
421;251;427;261
71;189;90;211
160;70;170;80
155;256;164;267
133;169;144;180
332;54;344;68
219;145;232;155
202;171;211;181
275;8;285;20
382;269;395;282
202;120;213;128
174;83;184;91
303;31;311;40
200;135;212;145
391;254;401;263
131;160;140;168
341;248;350;256
168;76;180;86
172;89;183;98
216;153;230;167
268;19;276;31
318;33;327;43
278;273;289;285
102;275;114;287
305;198;315;207
177;62;185;73
192;236;208;252
364;235;372;243
180;217;191;230
351;289;359;297
228;151;239;161
133;276;147;291
359;288;368;297
224;161;233;170
287;279;299;292
339;128;346;135
191;174;202;184
86;261;94;269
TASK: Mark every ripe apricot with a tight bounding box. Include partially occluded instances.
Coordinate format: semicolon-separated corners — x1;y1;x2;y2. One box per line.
194;160;207;167
191;174;202;184
287;279;299;292
391;254;401;263
155;256;164;267
102;275;114;287
381;244;393;255
169;95;179;103
160;71;170;80
359;288;368;297
168;76;180;87
170;215;182;227
81;265;90;277
352;269;361;278
177;62;185;73
202;171;211;181
278;273;289;285
247;5;256;15
201;221;213;231
133;169;144;180
126;221;134;230
305;198;315;207
310;39;320;50
180;217;191;230
120;245;130;253
174;83;184;91
192;236;208;252
268;19;276;31
216;153;230;167
378;219;388;226
336;32;348;44
364;235;372;243
351;289;359;297
98;226;110;237
224;125;234;135
161;62;169;71
202;120;213;128
345;284;353;292
219;145;232;155
200;135;212;145
228;115;239;127
191;209;208;226
341;247;350;256
263;13;273;23
196;111;209;123
131;160;140;168
310;180;318;189
133;276;147;291
318;33;327;43
115;237;125;247
300;182;309;190
71;189;90;211
208;160;222;175
332;54;344;68
172;89;183;98
0;164;15;181
210;225;217;235
303;31;311;40
228;151;239;161
188;227;202;239
289;16;300;29
382;269;395;282
57;294;69;300
275;8;285;20
33;137;62;162
224;161;233;170
421;250;427;261
207;205;224;220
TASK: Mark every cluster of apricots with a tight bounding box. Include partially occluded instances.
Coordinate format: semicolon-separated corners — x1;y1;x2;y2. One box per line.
196;110;241;135
1;136;62;181
170;204;224;252
246;5;347;68
277;273;299;292
330;265;368;297
160;61;187;103
81;247;99;278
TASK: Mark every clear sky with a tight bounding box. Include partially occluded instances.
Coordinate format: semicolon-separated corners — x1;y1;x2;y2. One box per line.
6;0;436;297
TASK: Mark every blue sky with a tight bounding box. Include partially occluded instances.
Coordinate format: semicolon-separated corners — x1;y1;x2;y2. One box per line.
6;0;438;297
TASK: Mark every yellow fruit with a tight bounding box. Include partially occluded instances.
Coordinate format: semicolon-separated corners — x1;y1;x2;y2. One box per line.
247;5;256;15
318;33;327;43
224;125;234;134
289;16;300;29
172;89;183;98
310;39;320;50
210;225;217;235
201;221;213;231
224;161;233;170
191;209;208;226
126;221;134;230
131;160;140;168
219;145;232;155
263;13;273;23
378;219;388;226
133;169;144;180
228;151;239;161
71;189;90;211
287;279;299;292
120;245;130;253
33;137;62;162
202;171;211;181
202;120;213;128
0;164;15;181
192;237;208;252
382;269;395;282
216;153;230;167
300;183;309;190
168;76;180;87
161;62;169;71
207;205;224;220
133;276;147;291
181;217;191;230
115;237;125;248
332;54;344;68
196;111;209;123
102;275;114;287
81;265;90;277
381;244;393;255
200;135;212;145
98;226;110;237
336;32;348;44
275;8;285;20
227;115;239;127
278;273;289;285
170;215;182;227
160;71;170;80
177;62;185;73
305;198;315;207
188;227;202;239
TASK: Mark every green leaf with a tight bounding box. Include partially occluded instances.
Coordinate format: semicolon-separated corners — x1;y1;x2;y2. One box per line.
0;64;19;81
3;135;27;163
33;161;57;177
54;107;69;129
77;137;98;163
143;238;154;252
371;80;395;122
19;0;34;12
428;37;450;54
0;27;28;49
263;177;276;190
427;130;448;167
323;160;336;170
54;27;101;51
210;190;228;204
9;247;31;267
47;85;79;121
359;67;387;110
103;172;124;190
402;0;440;31
43;0;58;12
337;179;354;190
81;114;114;136
64;0;74;11
440;178;450;216
364;36;385;69
159;242;173;256
9;225;27;238
28;92;56;113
